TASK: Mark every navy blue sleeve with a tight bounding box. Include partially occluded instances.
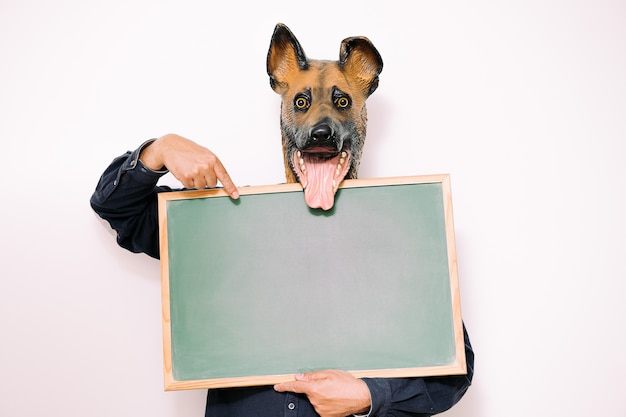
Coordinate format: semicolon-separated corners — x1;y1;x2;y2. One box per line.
362;324;474;417
90;139;176;259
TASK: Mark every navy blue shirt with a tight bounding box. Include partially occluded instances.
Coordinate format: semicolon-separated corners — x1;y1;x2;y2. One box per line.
90;140;474;417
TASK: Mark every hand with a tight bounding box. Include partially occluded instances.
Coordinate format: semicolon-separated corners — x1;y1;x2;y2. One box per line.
274;370;371;417
140;134;239;199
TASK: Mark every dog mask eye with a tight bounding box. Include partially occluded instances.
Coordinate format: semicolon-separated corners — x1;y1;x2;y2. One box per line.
294;95;310;111
332;87;352;110
335;97;350;109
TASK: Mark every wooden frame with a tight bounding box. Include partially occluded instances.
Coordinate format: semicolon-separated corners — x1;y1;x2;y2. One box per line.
158;174;466;391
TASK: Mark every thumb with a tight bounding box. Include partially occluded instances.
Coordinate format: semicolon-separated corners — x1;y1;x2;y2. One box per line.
274;380;306;394
274;373;313;393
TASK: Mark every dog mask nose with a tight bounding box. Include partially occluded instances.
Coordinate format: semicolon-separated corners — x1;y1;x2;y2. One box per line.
307;123;338;150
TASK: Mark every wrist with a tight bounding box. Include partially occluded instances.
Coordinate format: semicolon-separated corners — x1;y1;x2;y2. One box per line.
353;379;372;416
139;136;166;171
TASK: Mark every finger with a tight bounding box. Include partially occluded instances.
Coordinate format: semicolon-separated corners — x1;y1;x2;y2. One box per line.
186;177;199;190
214;165;239;199
180;178;194;189
295;373;308;381
179;171;207;189
202;173;218;189
298;370;333;381
190;174;211;190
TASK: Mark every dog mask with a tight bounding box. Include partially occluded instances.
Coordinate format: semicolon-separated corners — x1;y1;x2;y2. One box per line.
267;23;383;210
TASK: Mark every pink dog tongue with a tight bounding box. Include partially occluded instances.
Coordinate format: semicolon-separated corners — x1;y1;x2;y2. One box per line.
303;160;338;210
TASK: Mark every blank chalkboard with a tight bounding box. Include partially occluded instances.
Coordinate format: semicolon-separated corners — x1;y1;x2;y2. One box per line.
158;174;466;391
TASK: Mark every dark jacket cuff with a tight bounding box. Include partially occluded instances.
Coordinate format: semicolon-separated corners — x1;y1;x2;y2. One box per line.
361;378;391;417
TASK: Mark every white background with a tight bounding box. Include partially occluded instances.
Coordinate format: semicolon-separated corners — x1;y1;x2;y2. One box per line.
1;1;625;416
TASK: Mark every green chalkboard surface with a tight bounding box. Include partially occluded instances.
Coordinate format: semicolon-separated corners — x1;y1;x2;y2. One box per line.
158;175;466;390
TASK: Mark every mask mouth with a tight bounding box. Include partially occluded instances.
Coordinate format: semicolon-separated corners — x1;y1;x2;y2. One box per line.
291;146;351;211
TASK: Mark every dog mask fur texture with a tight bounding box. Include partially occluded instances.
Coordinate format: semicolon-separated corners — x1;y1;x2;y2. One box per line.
267;23;383;210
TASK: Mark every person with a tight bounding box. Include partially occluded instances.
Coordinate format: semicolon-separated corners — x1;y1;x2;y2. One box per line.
90;133;474;417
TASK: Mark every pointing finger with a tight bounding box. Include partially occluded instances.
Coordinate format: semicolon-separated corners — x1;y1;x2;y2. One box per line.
214;164;239;199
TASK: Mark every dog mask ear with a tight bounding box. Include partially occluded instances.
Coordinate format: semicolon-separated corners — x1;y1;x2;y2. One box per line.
267;23;308;93
339;37;384;97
